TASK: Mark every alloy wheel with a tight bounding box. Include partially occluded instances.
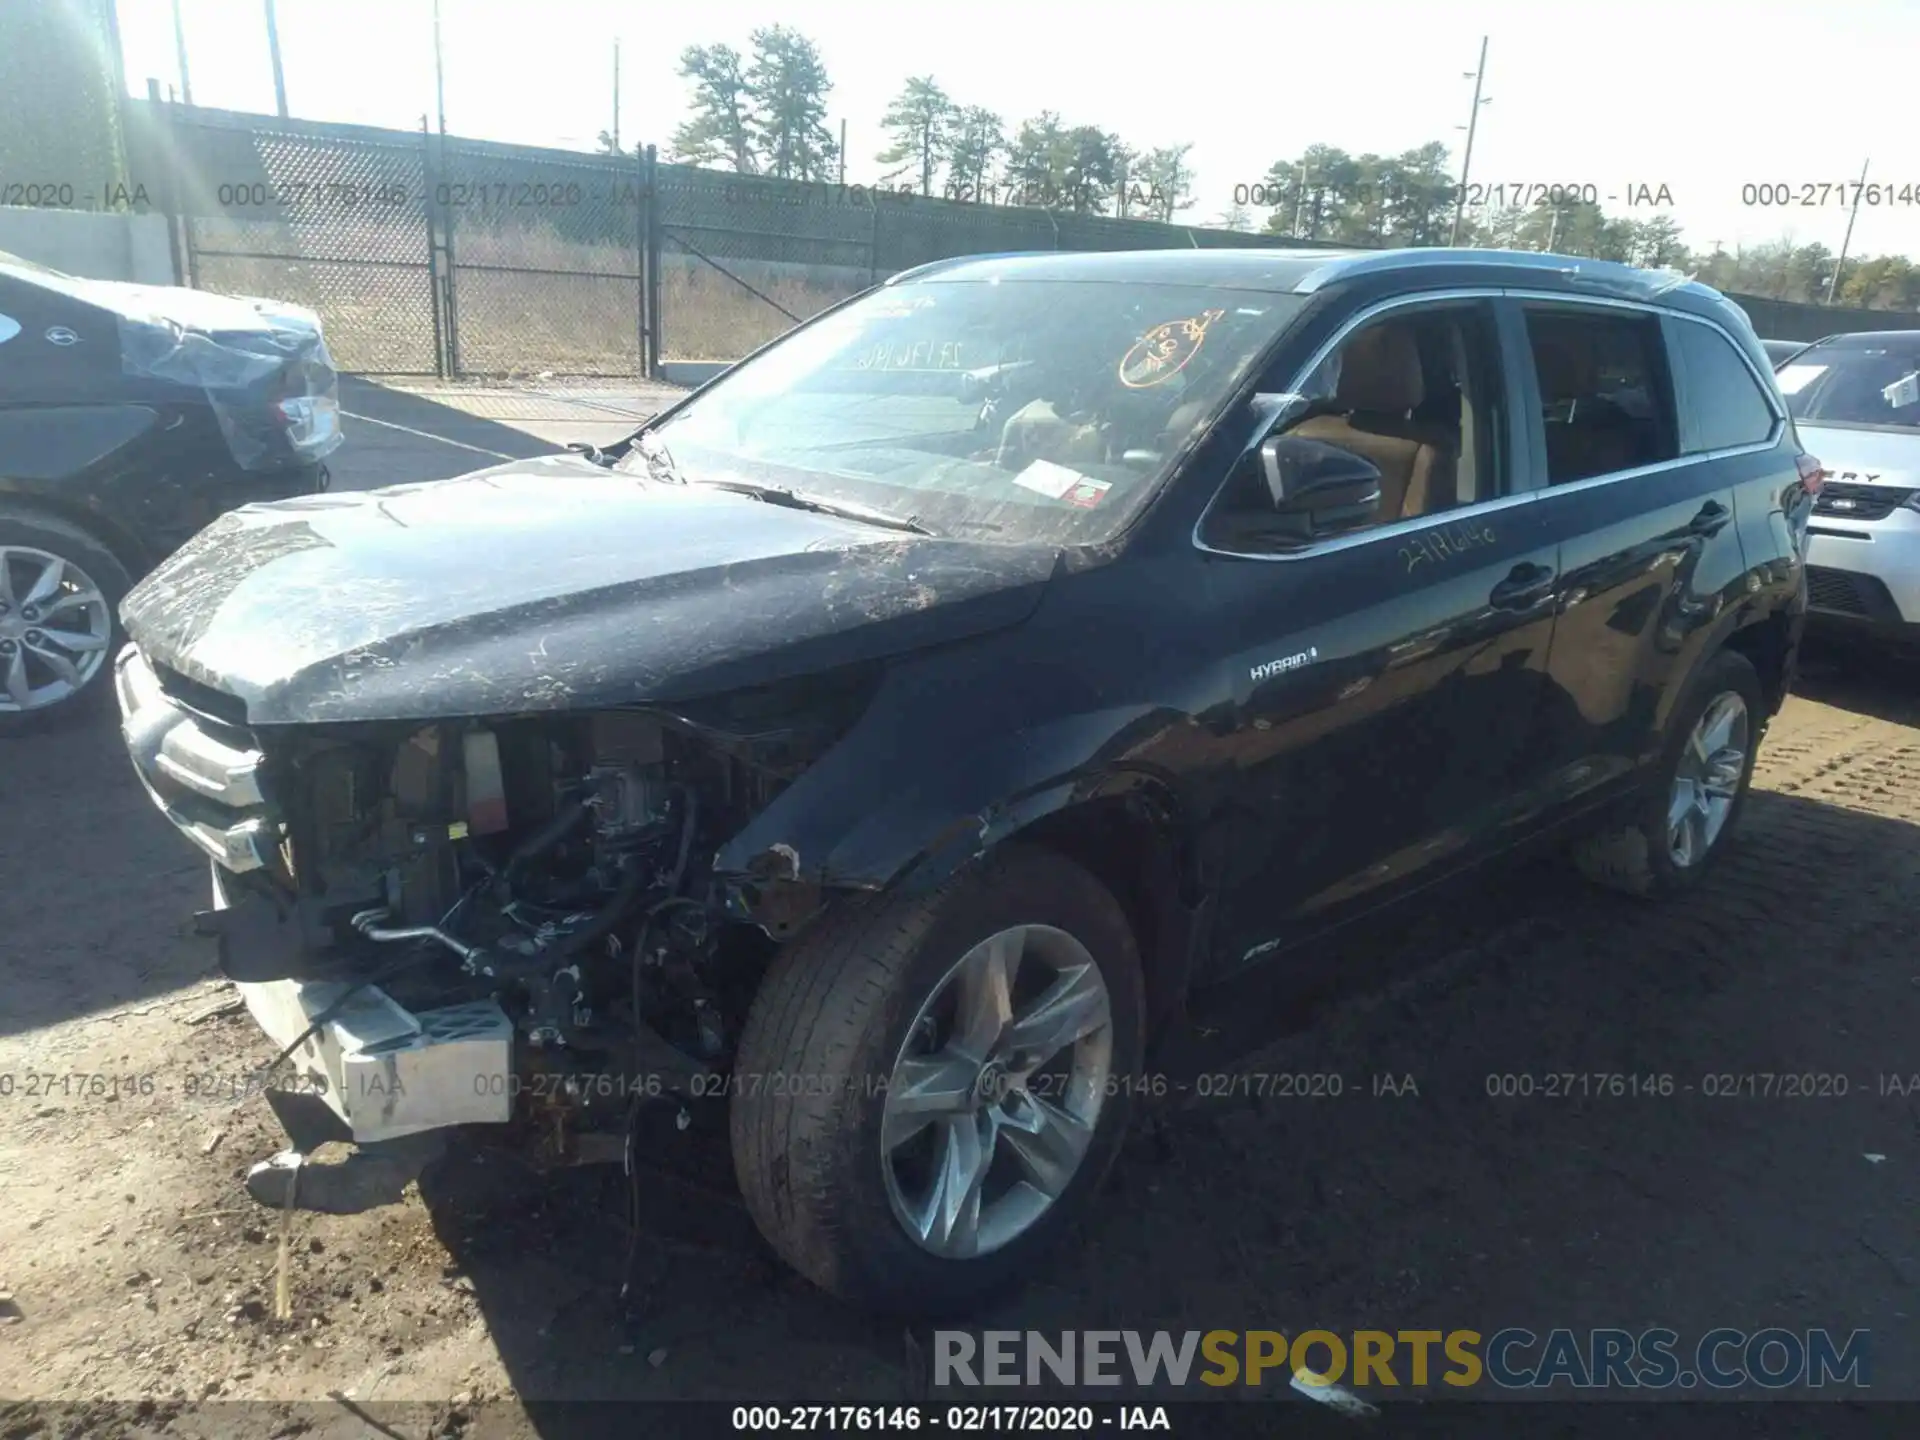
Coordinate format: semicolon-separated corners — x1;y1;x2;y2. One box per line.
881;924;1114;1259
0;546;113;714
1667;691;1750;868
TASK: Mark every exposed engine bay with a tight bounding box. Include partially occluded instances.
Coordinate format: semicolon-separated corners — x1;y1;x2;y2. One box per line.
195;701;835;1156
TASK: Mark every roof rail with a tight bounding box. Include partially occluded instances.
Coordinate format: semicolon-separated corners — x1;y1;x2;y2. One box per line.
1293;247;1696;301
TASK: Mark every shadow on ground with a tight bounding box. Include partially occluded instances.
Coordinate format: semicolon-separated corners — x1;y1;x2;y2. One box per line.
331;377;564;491
410;779;1920;1414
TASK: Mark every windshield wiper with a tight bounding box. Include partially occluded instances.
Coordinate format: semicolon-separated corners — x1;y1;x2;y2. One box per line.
693;479;933;536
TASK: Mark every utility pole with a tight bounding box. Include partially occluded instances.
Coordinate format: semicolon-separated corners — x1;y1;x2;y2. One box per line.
838;118;847;186
170;0;193;105
1292;160;1308;237
1546;207;1560;253
1448;35;1490;246
263;0;288;116
612;38;621;152
432;0;447;135
1825;157;1870;306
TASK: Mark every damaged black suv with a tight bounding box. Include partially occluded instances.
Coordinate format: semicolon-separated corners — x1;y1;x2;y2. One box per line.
115;247;1814;1315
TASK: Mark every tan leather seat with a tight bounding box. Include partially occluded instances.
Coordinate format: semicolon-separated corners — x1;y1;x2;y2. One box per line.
1290;324;1457;522
1533;334;1636;481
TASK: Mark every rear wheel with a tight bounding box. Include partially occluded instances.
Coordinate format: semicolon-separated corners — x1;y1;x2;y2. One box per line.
1571;649;1764;898
730;843;1145;1314
0;508;130;735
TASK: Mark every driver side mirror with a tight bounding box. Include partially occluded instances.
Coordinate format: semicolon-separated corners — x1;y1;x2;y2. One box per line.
1255;434;1383;542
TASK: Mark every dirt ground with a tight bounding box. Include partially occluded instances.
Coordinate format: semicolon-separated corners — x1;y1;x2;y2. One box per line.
3;387;1918;1431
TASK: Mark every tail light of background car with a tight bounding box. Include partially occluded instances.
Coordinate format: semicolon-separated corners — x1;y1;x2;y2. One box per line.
274;392;341;458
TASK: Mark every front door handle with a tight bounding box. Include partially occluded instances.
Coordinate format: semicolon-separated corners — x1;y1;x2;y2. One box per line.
1489;562;1557;611
1688;501;1732;537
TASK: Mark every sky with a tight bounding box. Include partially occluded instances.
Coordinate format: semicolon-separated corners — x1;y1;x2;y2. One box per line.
113;0;1920;264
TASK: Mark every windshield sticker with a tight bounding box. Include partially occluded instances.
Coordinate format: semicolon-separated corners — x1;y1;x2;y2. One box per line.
1882;371;1920;409
1064;479;1111;508
1776;363;1826;395
1119;309;1227;389
1012;458;1089;499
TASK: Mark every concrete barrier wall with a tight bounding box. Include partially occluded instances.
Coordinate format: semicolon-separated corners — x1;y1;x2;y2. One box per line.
0;206;177;284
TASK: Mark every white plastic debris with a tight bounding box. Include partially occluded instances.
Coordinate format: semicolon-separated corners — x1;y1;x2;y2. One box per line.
1865;1153;1888;1164
1291;1368;1379;1417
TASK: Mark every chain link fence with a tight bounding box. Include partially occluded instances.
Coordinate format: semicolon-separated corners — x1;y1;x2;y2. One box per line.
131;105;441;375
114;99;1344;379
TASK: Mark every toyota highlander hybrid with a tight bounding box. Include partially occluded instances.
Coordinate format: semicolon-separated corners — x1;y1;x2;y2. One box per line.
112;247;1815;1314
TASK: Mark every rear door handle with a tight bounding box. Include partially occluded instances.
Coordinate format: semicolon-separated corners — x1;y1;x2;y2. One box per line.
1688;501;1732;537
1489;562;1557;611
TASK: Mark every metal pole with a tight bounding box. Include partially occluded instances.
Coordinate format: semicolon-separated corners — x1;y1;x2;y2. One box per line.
643;145;661;376
635;138;647;374
1825;157;1870;306
1292;161;1306;237
839;118;847;187
432;0;447;136
170;0;193;105
612;39;620;152
422;116;447;378
1448;35;1488;246
149;77;188;287
263;0;288;117
1546;207;1560;253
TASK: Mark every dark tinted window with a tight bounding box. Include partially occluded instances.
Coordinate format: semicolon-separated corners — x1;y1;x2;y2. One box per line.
1523;307;1678;484
1779;337;1920;432
1675;322;1776;451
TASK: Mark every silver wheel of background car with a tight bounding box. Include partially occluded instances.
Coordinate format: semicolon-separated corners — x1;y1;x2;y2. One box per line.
1667;691;1750;869
881;923;1114;1260
0;545;114;713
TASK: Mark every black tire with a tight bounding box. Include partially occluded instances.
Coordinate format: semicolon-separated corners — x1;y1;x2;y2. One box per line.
1571;649;1766;899
0;506;133;737
730;842;1145;1315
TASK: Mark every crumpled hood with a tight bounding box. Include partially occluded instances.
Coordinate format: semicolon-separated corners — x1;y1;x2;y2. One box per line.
120;455;1061;724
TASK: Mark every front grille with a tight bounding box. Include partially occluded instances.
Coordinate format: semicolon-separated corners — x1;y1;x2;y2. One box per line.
115;647;276;874
1806;566;1899;621
152;661;251;730
1814;482;1915;523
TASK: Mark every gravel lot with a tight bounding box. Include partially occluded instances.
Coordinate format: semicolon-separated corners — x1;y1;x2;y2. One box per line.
2;391;1918;1434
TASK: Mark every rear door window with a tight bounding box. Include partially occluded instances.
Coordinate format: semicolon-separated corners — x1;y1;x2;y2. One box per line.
1671;321;1778;452
1521;306;1678;484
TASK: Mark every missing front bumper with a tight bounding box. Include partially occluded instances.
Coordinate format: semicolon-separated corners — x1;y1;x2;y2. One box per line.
236;977;514;1144
211;864;514;1144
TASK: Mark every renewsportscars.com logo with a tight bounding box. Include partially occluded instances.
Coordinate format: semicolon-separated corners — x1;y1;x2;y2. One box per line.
934;1328;1871;1391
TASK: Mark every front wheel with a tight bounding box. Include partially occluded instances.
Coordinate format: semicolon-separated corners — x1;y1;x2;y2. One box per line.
730;843;1145;1315
1571;648;1765;898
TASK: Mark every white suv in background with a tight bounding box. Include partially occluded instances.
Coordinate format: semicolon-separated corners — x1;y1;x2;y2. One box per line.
1779;331;1920;648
